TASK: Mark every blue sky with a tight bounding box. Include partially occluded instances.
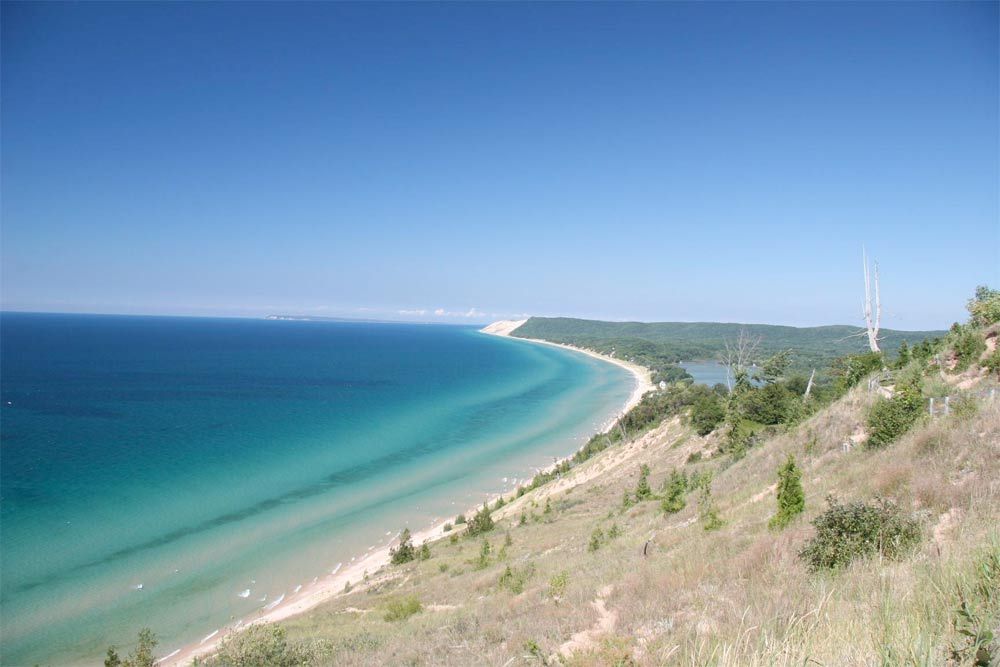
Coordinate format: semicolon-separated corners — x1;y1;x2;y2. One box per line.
2;2;997;329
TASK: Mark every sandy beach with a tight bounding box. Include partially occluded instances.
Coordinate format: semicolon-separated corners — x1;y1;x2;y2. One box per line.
167;319;652;666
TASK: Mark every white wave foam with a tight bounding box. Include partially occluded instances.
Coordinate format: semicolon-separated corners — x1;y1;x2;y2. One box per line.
264;593;285;611
162;649;181;661
331;562;342;575
200;629;218;644
238;589;250;598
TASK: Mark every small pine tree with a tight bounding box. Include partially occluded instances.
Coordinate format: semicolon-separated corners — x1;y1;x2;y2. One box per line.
104;647;121;667
621;490;635;510
418;542;431;560
635;464;652;500
895;341;911;369
476;538;492;568
588;527;604;552
698;483;724;531
543;498;552;514
466;503;495;536
519;512;527;526
769;454;805;529
390;528;416;564
660;469;688;514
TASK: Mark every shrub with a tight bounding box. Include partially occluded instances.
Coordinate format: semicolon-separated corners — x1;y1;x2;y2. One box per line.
588;527;605;552
382;595;422;622
442;522;452;532
475;538;492;569
389;528;416;565
548;571;569;600
466;504;494;536
952;326;987;371
685;451;702;464
967;285;1000;327
690;393;726;435
498;563;534;594
832;351;884;392
607;522;622;539
985;348;1000;378
660;469;688;514
418;543;431;560
799;496;921;571
698;483;724;531
768;454;804;529
634;464;652;501
208;624;313;667
454;514;466;525
866;381;924;448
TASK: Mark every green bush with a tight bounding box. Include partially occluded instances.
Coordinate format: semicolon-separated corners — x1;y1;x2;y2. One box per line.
382;595;422;622
799;496;921;571
548;571;569;600
207;624;314;667
967;285;1000;327
497;563;534;594
466;503;494;536
588;527;605;552
685;451;702;464
866;381;924;448
389;528;416;565
698;483;724;531
690;393;726;435
952;326;987;372
831;351;884;393
660;469;688;514
768;454;804;529
985;348;1000;379
634;464;652;501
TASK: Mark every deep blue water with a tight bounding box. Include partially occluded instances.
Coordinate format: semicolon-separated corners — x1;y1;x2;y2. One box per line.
0;313;632;665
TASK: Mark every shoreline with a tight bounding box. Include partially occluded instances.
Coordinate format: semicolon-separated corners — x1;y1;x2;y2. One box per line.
167;320;652;666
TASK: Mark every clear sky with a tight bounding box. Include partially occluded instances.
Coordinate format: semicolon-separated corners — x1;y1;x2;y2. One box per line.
2;1;997;329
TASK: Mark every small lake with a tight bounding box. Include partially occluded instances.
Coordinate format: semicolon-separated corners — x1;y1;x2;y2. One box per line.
679;361;732;387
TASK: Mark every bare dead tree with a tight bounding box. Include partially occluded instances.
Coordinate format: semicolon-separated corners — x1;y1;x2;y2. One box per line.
723;327;761;393
862;249;882;353
804;368;816;399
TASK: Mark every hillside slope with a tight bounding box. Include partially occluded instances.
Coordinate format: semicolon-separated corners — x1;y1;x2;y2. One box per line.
244;377;997;666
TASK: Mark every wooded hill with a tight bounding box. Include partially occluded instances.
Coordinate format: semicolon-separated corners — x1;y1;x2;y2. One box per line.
511;317;944;378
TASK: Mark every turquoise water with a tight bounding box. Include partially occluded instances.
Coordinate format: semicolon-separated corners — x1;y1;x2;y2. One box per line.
679;361;731;387
0;313;632;666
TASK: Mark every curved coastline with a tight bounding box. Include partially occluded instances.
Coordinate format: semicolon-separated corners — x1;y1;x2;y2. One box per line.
166;321;652;666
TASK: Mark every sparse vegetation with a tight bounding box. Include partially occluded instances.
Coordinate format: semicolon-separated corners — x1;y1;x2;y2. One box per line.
104;628;157;667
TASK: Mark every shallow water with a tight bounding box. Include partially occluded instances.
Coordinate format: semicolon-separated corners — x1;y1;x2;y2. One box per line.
0;313;632;665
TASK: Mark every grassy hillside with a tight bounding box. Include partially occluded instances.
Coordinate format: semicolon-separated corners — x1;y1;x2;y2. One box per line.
180;304;998;667
511;317;944;378
264;395;997;666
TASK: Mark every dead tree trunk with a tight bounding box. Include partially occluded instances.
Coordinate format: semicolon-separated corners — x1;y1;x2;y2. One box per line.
863;249;882;353
804;369;816;398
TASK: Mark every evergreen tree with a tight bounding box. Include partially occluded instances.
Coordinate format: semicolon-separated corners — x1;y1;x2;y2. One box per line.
660;469;688;514
895;341;911;369
635;464;652;500
466;503;495;536
390;528;416;564
769;455;805;529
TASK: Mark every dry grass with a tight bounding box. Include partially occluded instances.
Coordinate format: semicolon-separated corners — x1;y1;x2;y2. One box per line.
274;384;1000;666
